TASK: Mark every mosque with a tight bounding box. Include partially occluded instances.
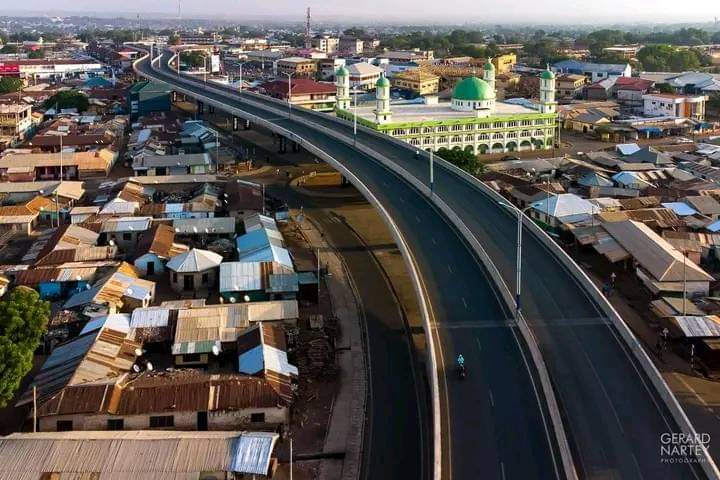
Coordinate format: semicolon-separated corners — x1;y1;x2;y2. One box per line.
334;60;558;155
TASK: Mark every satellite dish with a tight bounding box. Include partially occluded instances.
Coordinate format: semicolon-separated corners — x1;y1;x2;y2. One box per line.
132;364;141;373
211;344;220;356
146;361;154;371
229;296;237;303
108;239;115;246
243;295;251;302
134;347;143;356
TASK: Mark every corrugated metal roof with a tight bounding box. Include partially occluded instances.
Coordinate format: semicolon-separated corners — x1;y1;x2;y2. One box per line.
173;217;235;235
173;300;299;353
230;432;279;475
0;430;278;478
220;261;262;292
671;316;720;338
167;248;223;273
130;307;170;328
100;216;152;233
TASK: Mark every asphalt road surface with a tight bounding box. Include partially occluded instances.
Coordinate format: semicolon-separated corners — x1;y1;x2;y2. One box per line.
136;52;707;479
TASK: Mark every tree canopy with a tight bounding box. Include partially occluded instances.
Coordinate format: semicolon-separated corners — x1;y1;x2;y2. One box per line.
0;287;49;407
44;91;89;112
435;147;484;175
0;77;23;95
637;44;705;72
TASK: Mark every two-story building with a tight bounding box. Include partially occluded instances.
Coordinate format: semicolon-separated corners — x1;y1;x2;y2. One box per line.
260;78;336;112
392;69;440;96
0;103;32;145
643;93;707;121
276;57;317;78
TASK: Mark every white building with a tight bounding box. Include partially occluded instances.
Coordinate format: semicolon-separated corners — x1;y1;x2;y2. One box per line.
346;62;384;91
336;64;558;154
642;93;707;121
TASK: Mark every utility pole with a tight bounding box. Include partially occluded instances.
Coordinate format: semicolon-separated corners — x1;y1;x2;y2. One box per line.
284;72;295;118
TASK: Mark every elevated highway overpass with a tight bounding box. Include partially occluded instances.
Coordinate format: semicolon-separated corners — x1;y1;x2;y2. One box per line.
134;49;717;480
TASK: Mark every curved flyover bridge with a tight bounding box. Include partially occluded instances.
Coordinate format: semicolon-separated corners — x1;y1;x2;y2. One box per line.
135;49;716;480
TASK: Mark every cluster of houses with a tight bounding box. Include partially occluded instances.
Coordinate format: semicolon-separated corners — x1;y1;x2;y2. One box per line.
482;138;720;372
0;145;311;477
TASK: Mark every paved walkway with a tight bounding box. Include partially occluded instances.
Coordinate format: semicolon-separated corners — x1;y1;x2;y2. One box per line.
295;210;366;480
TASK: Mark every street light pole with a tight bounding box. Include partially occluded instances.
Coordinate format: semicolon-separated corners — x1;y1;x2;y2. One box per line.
353;87;358;144
429;150;434;194
500;202;534;313
238;62;245;92
284;72;295;118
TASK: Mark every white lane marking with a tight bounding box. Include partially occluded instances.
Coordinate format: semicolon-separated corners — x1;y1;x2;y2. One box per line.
399;196;405;203
488;389;495;408
447;264;453;273
416;215;421;224
500;461;506;480
476;337;482;351
431;237;438;245
461;297;468;309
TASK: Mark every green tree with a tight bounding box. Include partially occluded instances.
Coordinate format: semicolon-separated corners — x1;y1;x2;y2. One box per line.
0;77;23;94
0;287;49;407
713;31;720;44
655;83;675;94
27;49;44;59
0;44;18;54
436;147;481;174
182;51;206;69
0;286;50;349
44;91;89;112
0;336;33;407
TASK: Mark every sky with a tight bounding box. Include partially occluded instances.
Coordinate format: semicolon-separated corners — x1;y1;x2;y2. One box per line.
7;0;720;24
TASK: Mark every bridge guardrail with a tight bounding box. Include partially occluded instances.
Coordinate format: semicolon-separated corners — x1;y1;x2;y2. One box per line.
237;79;720;478
133;51;443;480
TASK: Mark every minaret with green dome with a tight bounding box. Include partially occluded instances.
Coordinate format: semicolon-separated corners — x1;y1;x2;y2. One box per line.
374;73;392;124
539;65;556;114
483;58;495;93
335;65;351;111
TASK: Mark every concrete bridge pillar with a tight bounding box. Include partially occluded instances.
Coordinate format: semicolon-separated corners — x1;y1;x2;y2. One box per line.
278;136;287;154
172;91;177;102
292;141;300;153
197;100;204;115
244;119;251;130
232;116;239;131
208;104;214;114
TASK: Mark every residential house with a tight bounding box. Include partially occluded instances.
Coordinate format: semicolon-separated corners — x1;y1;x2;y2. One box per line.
172;300;299;365
219;261;298;303
166;248;223;293
602;219;714;295
347;62;384;91
260;79;336;112
0;431;279;478
530;193;597;227
552;60;632;82
133;223;189;276
132;153;211;176
392;69;440;95
643;93;707;121
17;313;140;409
63;263;155;314
614;77;655;113
556;74;587;100
99;216;152;252
684;196;720;220
276;57;317;78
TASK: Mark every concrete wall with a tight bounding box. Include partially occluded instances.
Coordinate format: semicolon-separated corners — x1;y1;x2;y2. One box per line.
39;407;288;432
170;267;218;293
